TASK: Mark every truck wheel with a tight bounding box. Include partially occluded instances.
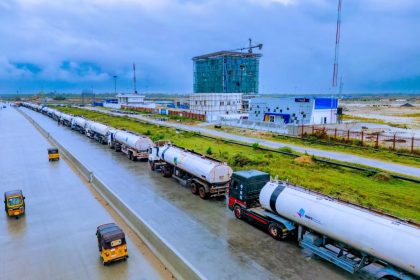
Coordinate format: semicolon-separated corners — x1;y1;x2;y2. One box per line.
164;167;172;177
268;222;287;241
198;186;209;200
191;183;198;195
234;205;242;219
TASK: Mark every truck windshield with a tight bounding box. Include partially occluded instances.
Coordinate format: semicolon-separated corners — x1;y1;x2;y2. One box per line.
8;197;22;206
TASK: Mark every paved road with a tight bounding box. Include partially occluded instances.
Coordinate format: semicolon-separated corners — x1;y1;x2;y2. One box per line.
0;108;170;280
20;108;357;280
90;108;420;178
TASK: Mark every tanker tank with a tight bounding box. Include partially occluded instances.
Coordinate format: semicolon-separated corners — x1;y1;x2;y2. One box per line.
259;182;420;276
114;131;153;152
157;144;232;185
87;121;111;137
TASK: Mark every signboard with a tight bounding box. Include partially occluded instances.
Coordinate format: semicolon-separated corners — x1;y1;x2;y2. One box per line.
295;98;310;103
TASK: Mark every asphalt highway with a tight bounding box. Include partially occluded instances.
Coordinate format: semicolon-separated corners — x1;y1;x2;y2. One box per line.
20;107;355;280
0;107;171;280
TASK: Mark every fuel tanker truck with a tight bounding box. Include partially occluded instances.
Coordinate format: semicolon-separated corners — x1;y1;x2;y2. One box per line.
108;130;153;161
85;121;112;144
148;142;233;199
228;170;420;279
71;116;88;134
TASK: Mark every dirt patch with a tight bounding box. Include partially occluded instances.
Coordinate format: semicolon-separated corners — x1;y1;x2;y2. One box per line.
294;155;314;165
373;172;392;182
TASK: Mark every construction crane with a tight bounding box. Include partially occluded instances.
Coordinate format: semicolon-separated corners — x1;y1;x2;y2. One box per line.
232;38;263;53
332;0;342;88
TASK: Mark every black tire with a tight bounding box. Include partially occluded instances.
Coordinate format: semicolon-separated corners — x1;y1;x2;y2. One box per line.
198;185;209;200
234;205;242;219
268;222;288;240
191;183;198;195
164;167;172;177
150;161;155;171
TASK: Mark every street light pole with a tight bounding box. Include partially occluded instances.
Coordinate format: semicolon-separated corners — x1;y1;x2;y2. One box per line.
113;75;118;95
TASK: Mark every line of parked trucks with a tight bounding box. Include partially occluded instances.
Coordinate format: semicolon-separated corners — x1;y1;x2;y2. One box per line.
21;102;420;280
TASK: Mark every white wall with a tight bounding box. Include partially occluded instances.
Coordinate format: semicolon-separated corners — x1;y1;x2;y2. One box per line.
311;109;337;124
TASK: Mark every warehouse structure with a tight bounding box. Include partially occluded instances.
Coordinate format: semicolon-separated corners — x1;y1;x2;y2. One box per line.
192;51;261;94
249;97;339;125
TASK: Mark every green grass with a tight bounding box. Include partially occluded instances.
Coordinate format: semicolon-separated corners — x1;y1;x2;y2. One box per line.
55;107;420;222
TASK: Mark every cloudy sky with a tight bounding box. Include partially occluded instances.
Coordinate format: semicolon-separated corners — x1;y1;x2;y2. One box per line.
0;0;419;95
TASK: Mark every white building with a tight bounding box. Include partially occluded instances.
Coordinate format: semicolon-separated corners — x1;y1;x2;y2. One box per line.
116;94;156;109
189;93;243;122
117;94;145;106
249;97;339;125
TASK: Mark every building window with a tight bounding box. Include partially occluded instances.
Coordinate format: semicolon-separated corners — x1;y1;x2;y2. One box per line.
269;116;275;122
220;101;224;106
267;108;270;112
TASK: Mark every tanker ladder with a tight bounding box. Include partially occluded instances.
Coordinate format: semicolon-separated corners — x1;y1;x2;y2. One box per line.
298;229;415;280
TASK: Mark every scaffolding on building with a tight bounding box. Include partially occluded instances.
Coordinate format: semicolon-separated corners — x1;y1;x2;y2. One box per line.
193;51;261;94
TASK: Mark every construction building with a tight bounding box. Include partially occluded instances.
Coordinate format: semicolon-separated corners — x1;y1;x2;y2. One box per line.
192;51;261;94
189;93;243;122
249;97;339;125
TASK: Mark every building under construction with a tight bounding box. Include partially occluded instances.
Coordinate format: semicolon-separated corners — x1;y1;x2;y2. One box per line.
192;50;261;94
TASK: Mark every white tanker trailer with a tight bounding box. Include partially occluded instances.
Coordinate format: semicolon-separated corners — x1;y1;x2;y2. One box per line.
228;170;419;279
86;121;112;144
108;130;153;161
59;113;73;127
148;142;233;199
45;108;56;118
52;110;62;121
41;106;48;115
71;117;88;134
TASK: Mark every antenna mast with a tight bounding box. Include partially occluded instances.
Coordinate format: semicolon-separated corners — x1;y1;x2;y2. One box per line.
332;0;342;88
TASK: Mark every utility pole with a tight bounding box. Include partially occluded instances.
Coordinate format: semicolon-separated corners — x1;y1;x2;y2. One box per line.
133;63;137;94
332;0;342;88
331;0;343;124
113;75;118;95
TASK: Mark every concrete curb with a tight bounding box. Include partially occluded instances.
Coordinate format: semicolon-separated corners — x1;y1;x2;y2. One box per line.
18;108;204;280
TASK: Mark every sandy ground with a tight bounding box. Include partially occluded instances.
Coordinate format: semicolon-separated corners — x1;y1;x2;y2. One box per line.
340;98;420;137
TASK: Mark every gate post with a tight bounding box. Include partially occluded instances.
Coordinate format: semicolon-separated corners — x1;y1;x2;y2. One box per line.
392;134;396;150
